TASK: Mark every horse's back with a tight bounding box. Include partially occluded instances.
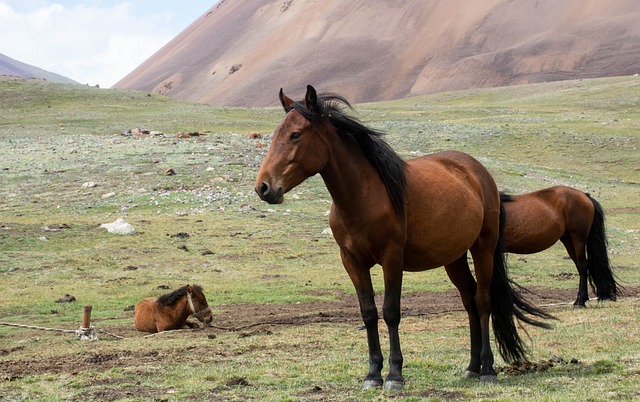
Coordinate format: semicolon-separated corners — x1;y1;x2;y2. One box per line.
134;298;159;333
406;151;498;203
403;151;500;270
502;186;593;254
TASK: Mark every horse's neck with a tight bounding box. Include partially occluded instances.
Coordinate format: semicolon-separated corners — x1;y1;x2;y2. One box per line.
320;135;385;217
176;297;192;320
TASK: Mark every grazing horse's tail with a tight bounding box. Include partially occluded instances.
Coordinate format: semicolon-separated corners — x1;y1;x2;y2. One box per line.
490;201;556;363
586;195;621;301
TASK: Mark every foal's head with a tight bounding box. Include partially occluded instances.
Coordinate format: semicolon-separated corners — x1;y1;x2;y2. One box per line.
186;285;213;325
158;284;213;325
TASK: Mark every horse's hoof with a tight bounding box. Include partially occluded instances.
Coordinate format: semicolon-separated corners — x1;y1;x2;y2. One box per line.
384;380;405;391
465;370;480;379
479;374;498;383
361;379;383;390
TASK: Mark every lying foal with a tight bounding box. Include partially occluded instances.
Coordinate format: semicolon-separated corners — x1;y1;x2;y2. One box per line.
134;284;213;333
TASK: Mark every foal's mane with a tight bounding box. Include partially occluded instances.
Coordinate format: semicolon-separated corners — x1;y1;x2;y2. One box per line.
289;93;407;217
156;284;204;306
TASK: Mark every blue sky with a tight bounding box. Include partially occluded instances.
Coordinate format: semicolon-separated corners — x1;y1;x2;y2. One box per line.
0;1;215;87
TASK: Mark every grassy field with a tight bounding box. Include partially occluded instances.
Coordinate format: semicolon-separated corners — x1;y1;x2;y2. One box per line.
0;75;639;401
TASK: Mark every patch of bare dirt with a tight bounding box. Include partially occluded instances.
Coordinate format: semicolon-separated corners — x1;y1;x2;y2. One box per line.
2;286;638;382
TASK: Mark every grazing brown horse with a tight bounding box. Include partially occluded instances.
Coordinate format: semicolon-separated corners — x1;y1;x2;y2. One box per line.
500;186;621;307
134;285;213;333
255;85;553;390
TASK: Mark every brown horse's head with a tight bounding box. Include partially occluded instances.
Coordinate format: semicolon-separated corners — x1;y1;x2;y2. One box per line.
255;85;332;204
187;284;213;326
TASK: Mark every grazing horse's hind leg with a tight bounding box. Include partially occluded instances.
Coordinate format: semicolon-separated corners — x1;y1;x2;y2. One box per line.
445;256;482;378
560;236;590;308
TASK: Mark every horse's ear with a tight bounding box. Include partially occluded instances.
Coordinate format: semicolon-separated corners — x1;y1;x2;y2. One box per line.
279;88;294;112
304;85;318;113
186;284;193;293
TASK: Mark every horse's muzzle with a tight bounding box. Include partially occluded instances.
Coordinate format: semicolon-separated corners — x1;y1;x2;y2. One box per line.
256;182;284;204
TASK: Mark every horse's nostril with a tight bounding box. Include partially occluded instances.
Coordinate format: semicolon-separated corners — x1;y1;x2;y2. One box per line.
259;182;269;196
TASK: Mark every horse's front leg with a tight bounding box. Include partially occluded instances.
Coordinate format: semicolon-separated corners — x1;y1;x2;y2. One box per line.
342;251;384;389
381;260;404;391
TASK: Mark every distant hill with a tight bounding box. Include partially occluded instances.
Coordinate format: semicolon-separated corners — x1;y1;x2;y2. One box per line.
114;0;640;107
0;53;79;85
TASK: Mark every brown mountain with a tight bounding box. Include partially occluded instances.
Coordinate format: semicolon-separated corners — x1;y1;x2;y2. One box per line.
114;0;640;107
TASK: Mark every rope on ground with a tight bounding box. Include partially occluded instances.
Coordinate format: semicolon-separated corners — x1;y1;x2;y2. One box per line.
0;321;125;340
0;321;77;333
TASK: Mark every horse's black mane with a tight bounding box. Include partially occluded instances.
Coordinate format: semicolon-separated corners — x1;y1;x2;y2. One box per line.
157;284;204;306
500;192;515;203
289;93;407;217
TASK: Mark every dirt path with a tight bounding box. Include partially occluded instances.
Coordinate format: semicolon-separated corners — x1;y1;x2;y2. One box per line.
3;286;637;381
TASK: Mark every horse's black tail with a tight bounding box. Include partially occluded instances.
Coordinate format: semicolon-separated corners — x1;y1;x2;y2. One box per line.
586;195;622;301
490;201;556;363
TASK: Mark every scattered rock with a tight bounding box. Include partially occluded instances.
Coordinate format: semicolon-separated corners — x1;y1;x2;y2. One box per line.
56;294;76;303
81;182;97;188
226;376;249;386
157;285;170;290
176;131;206;138
171;232;190;239
101;192;116;199
178;245;189;251
123;305;135;312
164;168;176;176
247;132;262;139
42;224;70;232
201;250;214;256
238;204;255;212
123;265;138;271
100;218;135;235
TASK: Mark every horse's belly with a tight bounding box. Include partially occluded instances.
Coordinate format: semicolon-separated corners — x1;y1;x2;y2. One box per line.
503;209;564;254
403;235;477;271
403;210;484;271
504;236;560;254
402;154;491;270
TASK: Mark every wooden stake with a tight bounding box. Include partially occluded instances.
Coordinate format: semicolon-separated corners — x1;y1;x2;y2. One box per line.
82;305;92;329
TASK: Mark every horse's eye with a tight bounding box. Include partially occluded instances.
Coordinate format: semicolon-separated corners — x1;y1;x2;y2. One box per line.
291;132;302;140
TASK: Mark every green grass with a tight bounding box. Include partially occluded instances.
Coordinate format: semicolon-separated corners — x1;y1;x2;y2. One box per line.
1;75;639;401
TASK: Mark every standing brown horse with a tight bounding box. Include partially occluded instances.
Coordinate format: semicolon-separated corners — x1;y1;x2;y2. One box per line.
134;284;213;333
501;186;620;307
255;85;552;390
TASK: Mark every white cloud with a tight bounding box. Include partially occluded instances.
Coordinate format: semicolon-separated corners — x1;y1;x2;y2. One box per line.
0;2;178;87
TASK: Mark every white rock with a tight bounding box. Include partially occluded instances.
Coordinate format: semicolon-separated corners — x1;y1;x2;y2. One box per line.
100;218;135;235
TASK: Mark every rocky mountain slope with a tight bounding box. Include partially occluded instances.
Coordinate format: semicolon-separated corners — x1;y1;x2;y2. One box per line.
114;0;640;106
0;53;79;84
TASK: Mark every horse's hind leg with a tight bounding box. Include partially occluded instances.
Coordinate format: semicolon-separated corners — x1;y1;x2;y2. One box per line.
561;236;589;307
445;255;482;377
